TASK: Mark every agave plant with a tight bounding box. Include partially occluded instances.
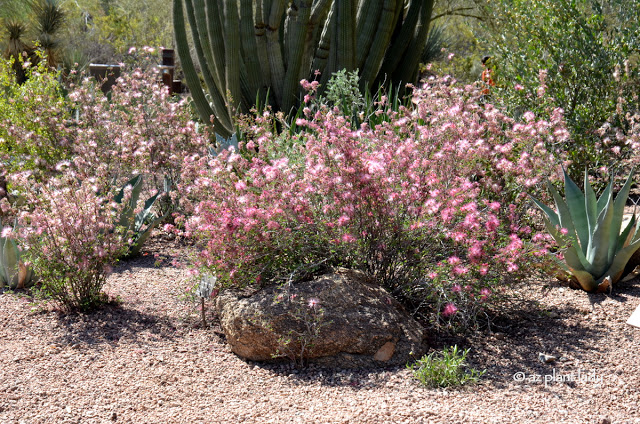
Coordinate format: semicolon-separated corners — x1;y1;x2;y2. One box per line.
114;175;170;258
531;170;640;292
0;219;36;290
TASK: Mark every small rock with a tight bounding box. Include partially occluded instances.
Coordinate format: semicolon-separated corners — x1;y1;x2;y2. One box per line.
373;341;396;361
538;352;557;363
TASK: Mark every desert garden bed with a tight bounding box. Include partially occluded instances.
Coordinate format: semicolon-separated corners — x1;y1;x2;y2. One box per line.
1;233;639;424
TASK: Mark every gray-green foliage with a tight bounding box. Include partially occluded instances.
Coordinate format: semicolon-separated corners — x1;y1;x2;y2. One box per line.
531;170;640;292
114;175;169;258
0;220;36;290
407;345;485;388
173;0;437;137
323;69;364;118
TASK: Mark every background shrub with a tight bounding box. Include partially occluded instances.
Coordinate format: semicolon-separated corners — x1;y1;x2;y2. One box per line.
479;0;640;179
0;56;72;179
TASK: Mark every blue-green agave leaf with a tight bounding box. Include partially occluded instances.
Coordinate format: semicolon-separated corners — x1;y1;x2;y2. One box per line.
609;170;635;263
1;238;19;287
547;180;580;248
584;172;598;240
618;214;636;251
596;179;612;215
530;194;560;229
563;169;590;253
0;238;7;287
563;247;599;291
601;237;640;285
116;175;143;231
586;191;614;278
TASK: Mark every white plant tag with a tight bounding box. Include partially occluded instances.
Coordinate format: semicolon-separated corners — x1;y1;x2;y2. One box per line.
626;304;640;328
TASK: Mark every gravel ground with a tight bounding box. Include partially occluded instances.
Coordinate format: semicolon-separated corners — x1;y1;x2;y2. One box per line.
1;234;640;424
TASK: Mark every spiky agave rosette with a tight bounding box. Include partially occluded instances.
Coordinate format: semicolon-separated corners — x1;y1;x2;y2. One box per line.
0;219;36;290
531;170;640;292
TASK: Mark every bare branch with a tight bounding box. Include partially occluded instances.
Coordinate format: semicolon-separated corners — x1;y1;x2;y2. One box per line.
431;7;484;21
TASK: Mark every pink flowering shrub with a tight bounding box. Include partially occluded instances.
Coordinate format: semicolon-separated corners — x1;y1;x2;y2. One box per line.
66;54;209;195
15;174;128;311
182;76;565;330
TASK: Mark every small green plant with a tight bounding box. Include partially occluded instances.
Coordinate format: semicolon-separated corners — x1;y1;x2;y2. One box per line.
323;69;365;119
407;345;485;388
531;169;640;292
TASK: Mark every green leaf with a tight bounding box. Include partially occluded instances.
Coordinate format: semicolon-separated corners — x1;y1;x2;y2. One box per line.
562;246;588;271
584;171;597;240
586;191;614;278
563;168;590;253
569;268;599;292
601;237;640;285
1;238;19;287
618;214;636;251
547;180;580;249
0;238;7;287
116;175;143;231
609;170;635;263
530;194;560;228
596;179;612;215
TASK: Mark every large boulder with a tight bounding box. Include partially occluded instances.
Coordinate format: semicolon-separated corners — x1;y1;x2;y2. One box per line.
213;269;426;368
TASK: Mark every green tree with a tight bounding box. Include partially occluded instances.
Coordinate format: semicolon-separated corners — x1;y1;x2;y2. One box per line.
479;0;640;176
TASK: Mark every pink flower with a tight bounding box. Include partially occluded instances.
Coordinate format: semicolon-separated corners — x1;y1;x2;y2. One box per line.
452;265;469;276
1;227;12;238
451;284;462;293
480;288;491;301
447;256;461;265
337;215;350;226
442;303;458;317
308;298;320;308
341;233;356;243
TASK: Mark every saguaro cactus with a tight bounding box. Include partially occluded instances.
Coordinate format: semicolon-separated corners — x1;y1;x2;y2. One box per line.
173;0;436;137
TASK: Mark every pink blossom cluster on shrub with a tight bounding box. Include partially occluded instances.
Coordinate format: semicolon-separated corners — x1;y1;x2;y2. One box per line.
181;77;565;329
14;174;129;311
2;53;210;311
65;58;209;193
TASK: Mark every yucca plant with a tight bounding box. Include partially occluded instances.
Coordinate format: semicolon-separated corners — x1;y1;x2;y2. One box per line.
531;170;640;292
3;21;34;84
0;219;36;290
31;0;65;68
114;175;170;258
173;0;437;137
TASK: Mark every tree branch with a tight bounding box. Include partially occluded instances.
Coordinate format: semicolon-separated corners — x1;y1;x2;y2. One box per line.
431;7;483;21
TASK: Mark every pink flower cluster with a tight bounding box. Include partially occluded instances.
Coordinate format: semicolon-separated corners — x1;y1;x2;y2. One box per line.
15;175;129;311
182;75;564;321
65;62;209;193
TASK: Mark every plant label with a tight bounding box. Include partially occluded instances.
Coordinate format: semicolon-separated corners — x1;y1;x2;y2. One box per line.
626;304;640;328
